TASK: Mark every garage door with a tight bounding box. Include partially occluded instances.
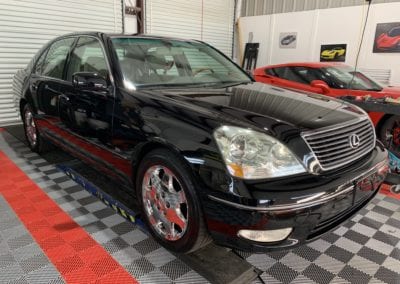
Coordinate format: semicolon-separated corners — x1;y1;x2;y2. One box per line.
145;0;235;57
0;0;123;126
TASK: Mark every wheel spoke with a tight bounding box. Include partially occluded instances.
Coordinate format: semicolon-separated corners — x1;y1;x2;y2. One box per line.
175;190;186;204
142;165;189;241
161;170;174;192
165;208;186;231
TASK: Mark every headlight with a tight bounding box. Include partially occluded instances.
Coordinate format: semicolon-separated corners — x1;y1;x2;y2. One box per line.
214;126;306;179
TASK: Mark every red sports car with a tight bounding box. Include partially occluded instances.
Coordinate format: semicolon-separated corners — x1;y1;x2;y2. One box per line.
253;62;400;156
376;26;400;50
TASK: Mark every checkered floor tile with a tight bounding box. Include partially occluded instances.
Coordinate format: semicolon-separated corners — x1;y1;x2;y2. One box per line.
235;187;400;283
0;196;64;284
1;128;400;284
0;131;206;283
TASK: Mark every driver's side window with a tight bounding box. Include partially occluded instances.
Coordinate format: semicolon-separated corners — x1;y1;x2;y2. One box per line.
66;37;108;81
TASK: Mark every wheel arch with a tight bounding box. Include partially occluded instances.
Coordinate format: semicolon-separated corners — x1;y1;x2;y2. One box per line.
19;98;27;118
131;140;196;190
19;89;36;118
375;113;393;139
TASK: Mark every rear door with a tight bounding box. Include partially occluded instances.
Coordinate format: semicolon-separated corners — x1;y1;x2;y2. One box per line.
30;37;76;125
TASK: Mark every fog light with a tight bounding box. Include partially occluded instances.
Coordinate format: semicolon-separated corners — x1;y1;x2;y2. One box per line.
238;228;292;243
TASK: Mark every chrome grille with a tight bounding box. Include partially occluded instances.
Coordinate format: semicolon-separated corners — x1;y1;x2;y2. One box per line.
302;118;376;171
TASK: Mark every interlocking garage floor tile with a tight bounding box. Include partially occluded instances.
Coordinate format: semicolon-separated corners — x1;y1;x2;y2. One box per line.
0;131;203;283
0;196;63;283
1;129;400;284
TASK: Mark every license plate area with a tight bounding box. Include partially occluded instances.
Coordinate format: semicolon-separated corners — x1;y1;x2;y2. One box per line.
353;170;385;204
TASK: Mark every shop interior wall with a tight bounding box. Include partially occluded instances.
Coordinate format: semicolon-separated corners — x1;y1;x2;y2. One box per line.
238;2;400;85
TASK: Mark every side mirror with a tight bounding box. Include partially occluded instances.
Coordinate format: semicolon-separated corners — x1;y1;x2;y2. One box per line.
72;72;108;92
310;80;330;94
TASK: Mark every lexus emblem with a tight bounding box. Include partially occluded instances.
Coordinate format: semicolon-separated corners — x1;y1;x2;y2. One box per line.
349;134;360;149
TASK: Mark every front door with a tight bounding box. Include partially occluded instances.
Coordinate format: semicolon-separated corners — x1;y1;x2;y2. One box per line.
56;36;130;183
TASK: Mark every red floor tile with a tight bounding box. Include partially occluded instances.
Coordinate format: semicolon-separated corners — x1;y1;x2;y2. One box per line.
0;151;138;283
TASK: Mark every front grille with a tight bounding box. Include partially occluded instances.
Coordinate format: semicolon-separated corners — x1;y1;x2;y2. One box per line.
302;118;375;171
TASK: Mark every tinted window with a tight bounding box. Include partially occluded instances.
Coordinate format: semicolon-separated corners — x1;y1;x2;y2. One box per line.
66;37;108;81
34;50;48;74
264;68;275;76
41;38;75;79
320;66;382;91
272;67;286;78
292;67;320;83
275;67;309;84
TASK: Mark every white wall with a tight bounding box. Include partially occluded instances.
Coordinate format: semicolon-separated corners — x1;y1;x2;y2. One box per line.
238;2;400;85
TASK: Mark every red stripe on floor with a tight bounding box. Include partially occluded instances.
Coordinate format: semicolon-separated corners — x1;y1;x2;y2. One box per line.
380;184;400;200
0;151;138;284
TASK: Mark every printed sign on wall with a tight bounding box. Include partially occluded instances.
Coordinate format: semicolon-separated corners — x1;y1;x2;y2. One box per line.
373;22;400;53
320;44;347;62
279;32;297;49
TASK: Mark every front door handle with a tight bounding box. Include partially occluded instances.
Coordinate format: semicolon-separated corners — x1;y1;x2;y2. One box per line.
59;94;70;102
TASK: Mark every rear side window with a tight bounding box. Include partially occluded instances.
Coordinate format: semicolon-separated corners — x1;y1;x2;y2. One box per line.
66;37;108;81
34;49;48;74
272;67;285;78
272;67;309;84
41;38;75;79
265;68;278;76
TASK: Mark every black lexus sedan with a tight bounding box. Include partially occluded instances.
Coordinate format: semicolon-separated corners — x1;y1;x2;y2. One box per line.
13;32;389;253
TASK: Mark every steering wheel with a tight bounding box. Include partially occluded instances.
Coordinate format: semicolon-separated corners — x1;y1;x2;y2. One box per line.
193;67;215;76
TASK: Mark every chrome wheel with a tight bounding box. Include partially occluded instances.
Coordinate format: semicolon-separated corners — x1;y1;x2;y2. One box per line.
24;108;37;147
142;165;188;241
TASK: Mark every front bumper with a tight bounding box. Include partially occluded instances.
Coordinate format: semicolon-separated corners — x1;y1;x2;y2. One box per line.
204;146;388;252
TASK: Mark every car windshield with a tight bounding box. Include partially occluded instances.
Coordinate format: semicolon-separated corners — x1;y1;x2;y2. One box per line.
321;66;383;91
111;37;251;89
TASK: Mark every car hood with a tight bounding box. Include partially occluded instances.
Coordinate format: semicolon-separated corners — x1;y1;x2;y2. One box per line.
381;86;400;98
152;82;366;131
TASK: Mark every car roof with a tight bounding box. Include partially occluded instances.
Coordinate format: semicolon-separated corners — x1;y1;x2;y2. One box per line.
57;31;200;43
263;62;349;69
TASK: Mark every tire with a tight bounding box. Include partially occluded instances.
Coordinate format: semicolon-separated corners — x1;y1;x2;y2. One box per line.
378;115;400;158
22;104;52;153
136;149;211;253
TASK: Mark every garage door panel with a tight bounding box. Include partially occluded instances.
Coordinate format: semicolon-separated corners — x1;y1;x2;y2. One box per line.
1;1;119;22
0;0;123;126
145;0;234;56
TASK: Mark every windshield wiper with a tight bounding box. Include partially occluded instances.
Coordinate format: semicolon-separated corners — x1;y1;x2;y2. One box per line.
137;80;252;90
138;83;194;89
217;81;252;88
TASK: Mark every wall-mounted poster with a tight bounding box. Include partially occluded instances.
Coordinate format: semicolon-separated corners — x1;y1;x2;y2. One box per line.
373;22;400;53
279;32;297;48
320;44;347;62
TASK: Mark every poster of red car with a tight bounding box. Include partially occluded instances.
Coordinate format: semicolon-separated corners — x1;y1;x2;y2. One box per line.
373;22;400;52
